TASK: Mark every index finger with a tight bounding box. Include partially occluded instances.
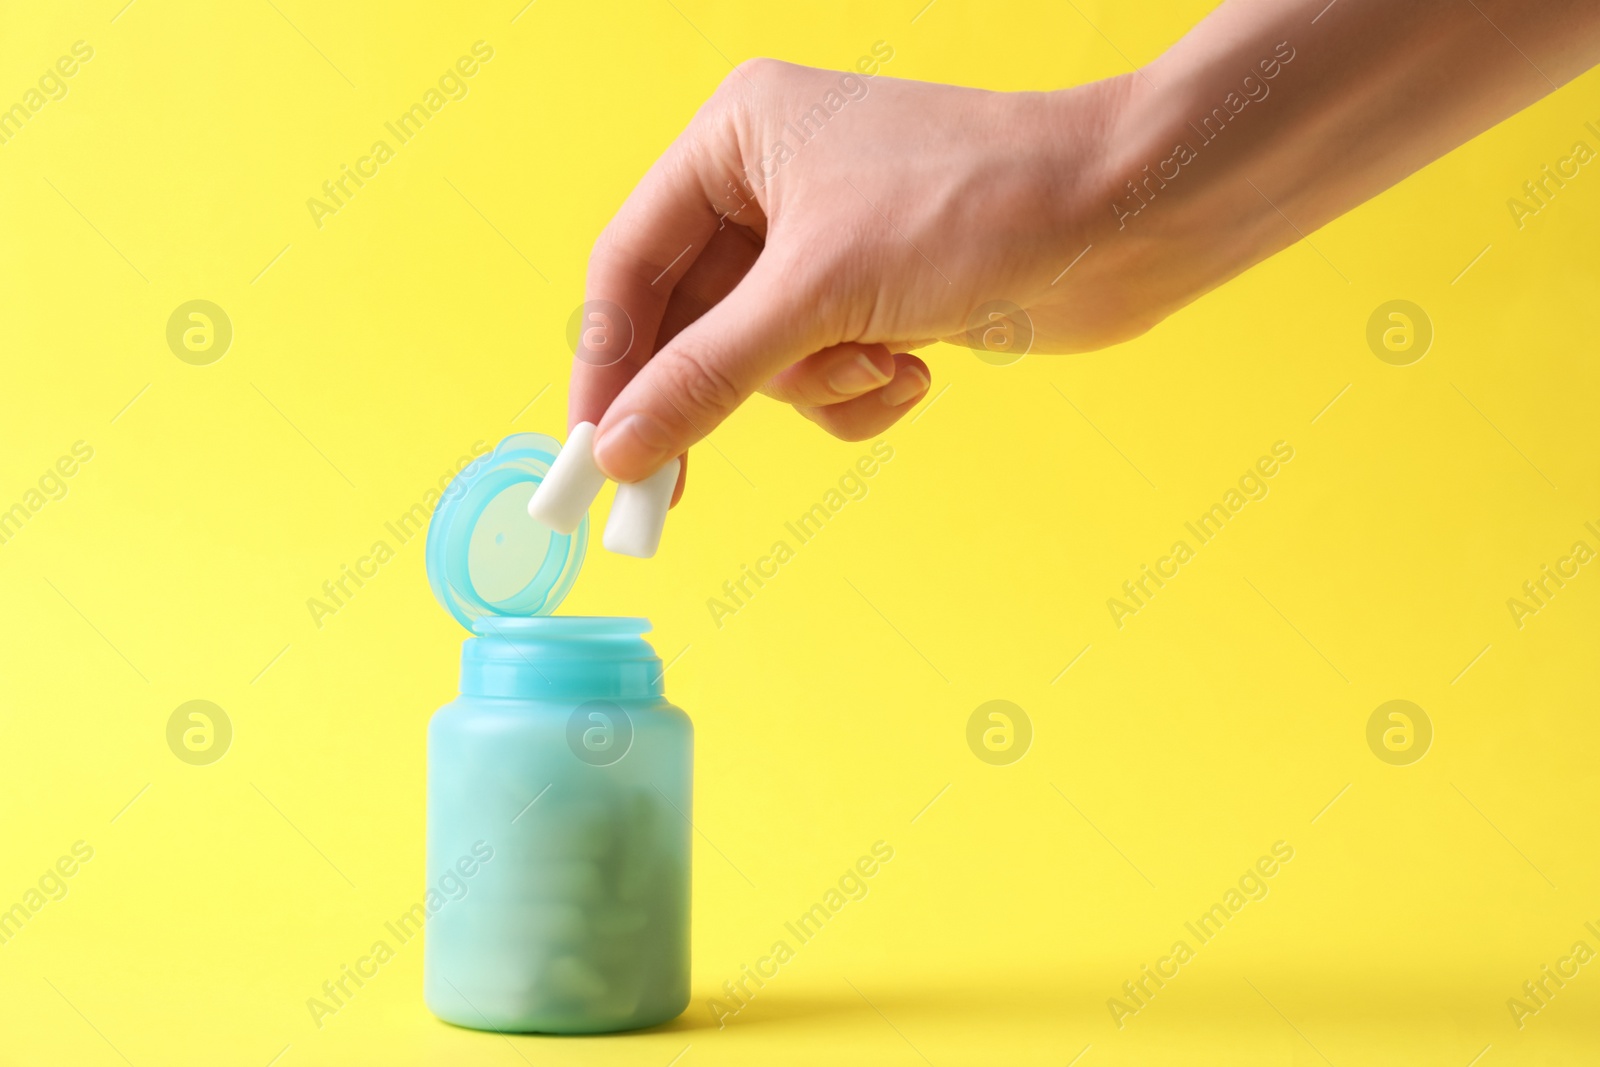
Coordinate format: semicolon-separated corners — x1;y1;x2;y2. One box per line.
568;141;729;433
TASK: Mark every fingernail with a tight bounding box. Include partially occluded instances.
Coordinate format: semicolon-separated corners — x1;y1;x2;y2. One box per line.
827;352;893;397
880;366;930;407
594;413;673;480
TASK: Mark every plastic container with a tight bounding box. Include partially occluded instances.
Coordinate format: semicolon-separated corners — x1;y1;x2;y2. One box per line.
421;434;692;1033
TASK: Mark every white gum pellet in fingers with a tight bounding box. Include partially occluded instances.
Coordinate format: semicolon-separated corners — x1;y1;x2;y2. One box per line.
603;458;680;559
527;422;608;535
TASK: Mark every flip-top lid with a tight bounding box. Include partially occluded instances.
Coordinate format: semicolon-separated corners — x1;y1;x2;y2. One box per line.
424;433;586;630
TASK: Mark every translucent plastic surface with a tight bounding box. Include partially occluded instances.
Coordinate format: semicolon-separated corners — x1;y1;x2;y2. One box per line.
424;618;692;1033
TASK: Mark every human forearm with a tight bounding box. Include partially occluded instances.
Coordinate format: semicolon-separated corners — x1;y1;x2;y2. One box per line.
1090;0;1600;312
571;2;1600;488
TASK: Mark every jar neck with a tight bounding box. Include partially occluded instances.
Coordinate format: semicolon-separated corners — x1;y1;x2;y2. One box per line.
459;616;663;700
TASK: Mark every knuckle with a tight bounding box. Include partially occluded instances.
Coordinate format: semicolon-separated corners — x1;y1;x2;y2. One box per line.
586;229;629;283
709;58;797;116
795;404;874;443
670;352;743;418
728;56;786;86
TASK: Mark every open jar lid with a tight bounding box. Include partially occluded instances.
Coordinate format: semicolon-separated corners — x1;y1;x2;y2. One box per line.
424;433;586;630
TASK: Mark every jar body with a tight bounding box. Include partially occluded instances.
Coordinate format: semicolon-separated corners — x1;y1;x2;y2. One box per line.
423;619;691;1033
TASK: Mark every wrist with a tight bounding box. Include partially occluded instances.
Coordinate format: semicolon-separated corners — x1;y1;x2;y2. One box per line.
1016;73;1244;347
1069;54;1301;332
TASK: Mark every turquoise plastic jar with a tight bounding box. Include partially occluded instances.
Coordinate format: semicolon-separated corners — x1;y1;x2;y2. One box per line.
421;435;692;1034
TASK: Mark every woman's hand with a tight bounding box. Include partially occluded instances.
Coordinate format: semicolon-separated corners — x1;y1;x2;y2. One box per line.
568;59;1143;488
570;0;1600;497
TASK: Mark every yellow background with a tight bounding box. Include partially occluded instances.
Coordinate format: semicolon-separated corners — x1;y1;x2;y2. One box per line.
2;0;1598;1063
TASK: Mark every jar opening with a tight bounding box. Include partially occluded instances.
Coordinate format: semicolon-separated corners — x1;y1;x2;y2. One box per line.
460;616;662;700
470;616;650;638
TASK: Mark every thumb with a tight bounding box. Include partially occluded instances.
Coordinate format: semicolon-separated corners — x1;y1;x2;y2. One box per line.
591;252;829;482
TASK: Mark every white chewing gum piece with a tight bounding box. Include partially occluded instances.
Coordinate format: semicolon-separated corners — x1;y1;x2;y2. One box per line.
527;422;608;535
602;458;680;559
